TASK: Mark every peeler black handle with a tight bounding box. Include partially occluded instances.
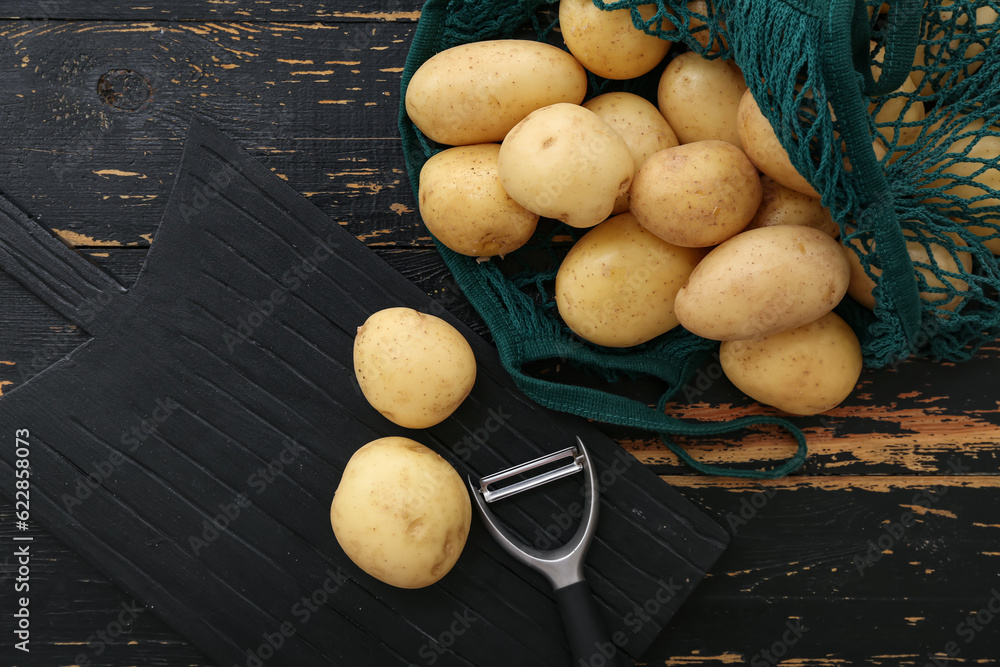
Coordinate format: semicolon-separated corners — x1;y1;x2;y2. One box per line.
554;580;631;667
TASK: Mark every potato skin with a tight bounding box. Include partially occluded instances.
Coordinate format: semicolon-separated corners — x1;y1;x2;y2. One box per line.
737;89;820;198
418;144;539;257
685;0;727;54
498;103;634;229
921;119;1000;255
657;52;747;147
353;307;476;429
842;237;878;310
582;92;679;214
674;225;851;341
559;0;671;80
555;212;705;347
405;39;587;145
720;312;862;415
330;437;472;589
744;175;839;238
630;140;762;247
842;232;972;312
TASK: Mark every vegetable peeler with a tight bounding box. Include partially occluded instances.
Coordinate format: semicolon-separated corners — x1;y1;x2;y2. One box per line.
469;437;629;666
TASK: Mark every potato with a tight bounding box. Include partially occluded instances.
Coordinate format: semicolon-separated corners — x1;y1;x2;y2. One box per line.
330;437;471;589
498;103;634;228
674;225;851;340
744;175;839;238
559;0;671;80
630;140;762;247
554;212;705;347
737;88;820;198
418;144;539;257
685;0;727;55
582;92;679;214
843;231;972;311
405;40;587;145
920;117;1000;254
720;312;862;416
354;307;476;429
843;237;878;310
910;0;997;96
657;52;747;147
868;43;926;150
870;75;925;149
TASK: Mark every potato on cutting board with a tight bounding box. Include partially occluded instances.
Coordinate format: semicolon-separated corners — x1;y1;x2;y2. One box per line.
353;307;477;429
330;437;472;589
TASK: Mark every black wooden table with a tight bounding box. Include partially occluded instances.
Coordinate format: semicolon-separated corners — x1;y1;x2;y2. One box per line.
1;2;998;666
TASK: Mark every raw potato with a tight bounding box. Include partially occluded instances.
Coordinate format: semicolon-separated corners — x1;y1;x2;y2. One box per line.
737;88;820;198
674;225;851;340
418;144;539;257
870;75;925;149
868;42;926;150
843;237;878;310
842;232;973;312
354;307;476;429
404;39;587;145
910;0;998;95
920;117;1000;254
630;140;762;247
498;103;634;228
720;312;863;416
657;52;748;146
685;0;727;54
330;437;472;589
555;212;705;347
744;175;839;238
559;0;671;80
582;92;679;214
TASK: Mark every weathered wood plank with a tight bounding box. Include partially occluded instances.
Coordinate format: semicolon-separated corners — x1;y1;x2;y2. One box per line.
0;1;424;23
0;246;486;390
6;479;999;666
0;8;996;665
640;477;1000;665
617;344;1000;476
0;248;996;477
0;19;425;246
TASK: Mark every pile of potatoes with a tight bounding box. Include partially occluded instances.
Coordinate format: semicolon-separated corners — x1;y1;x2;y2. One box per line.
405;1;996;417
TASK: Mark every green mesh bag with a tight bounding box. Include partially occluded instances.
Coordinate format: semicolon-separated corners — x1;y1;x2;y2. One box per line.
398;0;1000;478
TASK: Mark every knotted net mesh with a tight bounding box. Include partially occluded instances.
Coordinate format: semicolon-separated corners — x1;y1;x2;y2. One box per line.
399;0;1000;476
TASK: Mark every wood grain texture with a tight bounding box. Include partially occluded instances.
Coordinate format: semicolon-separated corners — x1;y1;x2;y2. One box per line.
0;2;998;666
0;117;727;667
0;18;425;247
5;478;1000;665
0;1;424;23
648;478;1000;666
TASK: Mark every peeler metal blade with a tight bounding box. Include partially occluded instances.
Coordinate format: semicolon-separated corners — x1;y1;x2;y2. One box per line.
477;445;583;503
467;436;598;590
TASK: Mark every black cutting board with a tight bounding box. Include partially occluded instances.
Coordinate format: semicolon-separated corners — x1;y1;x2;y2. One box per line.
0;117;728;667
